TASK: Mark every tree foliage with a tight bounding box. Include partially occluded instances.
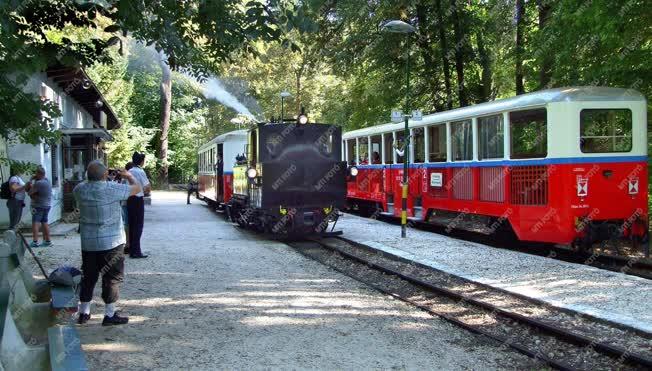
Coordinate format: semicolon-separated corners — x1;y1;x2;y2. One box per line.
0;0;304;144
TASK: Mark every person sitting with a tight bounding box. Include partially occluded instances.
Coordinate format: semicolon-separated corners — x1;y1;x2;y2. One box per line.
371;151;381;164
73;160;141;326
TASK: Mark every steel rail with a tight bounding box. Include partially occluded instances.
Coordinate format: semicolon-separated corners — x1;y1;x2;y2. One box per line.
307;238;652;369
290;241;576;371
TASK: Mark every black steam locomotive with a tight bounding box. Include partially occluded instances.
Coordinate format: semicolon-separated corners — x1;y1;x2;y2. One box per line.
226;115;349;236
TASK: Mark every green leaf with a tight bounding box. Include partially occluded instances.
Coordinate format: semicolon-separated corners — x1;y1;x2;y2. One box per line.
106;36;121;46
104;25;121;33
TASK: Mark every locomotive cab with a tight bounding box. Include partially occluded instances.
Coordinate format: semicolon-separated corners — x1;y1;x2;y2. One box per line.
229;121;347;235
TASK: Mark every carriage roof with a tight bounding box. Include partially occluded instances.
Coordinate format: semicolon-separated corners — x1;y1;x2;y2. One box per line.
343;86;645;139
198;129;248;152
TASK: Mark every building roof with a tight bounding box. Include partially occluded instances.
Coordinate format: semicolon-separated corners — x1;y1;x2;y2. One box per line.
46;65;120;130
343;86;646;139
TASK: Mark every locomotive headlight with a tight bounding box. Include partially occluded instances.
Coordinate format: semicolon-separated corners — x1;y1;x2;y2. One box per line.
349;166;359;177
246;168;258;179
298;114;308;125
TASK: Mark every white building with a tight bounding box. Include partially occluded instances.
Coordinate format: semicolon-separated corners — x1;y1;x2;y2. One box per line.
0;66;120;228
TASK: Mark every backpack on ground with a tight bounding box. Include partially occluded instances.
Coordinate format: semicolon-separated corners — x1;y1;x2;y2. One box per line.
0;180;11;199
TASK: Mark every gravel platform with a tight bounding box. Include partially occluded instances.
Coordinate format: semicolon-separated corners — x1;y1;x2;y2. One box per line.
26;191;532;370
337;213;652;334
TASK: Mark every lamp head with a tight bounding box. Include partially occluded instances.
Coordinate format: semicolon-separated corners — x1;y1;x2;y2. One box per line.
280;91;291;98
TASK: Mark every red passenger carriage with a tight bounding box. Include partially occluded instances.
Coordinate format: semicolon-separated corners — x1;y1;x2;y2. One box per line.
344;87;648;249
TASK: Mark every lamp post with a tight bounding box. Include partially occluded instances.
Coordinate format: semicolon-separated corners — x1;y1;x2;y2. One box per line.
280;91;291;124
383;20;416;239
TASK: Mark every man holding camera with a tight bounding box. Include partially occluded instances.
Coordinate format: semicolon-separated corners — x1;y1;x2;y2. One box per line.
73;160;142;326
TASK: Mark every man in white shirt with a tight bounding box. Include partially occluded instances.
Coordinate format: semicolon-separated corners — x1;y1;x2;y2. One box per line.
7;167;26;230
127;152;151;259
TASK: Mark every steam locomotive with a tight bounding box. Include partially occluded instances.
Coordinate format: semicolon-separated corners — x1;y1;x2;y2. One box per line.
197;114;350;236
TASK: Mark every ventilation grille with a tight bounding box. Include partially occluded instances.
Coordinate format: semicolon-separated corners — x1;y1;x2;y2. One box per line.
510;166;548;205
480;167;505;203
452;167;473;200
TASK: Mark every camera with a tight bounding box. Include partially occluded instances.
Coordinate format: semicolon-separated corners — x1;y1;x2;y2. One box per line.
108;169;122;182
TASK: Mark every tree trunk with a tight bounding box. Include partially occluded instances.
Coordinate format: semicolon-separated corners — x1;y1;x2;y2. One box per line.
435;0;453;110
450;0;468;107
515;0;526;95
537;0;552;89
158;53;172;188
415;2;441;111
476;30;492;102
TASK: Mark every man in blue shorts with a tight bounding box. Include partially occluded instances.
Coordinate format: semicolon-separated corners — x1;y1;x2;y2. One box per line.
25;166;52;247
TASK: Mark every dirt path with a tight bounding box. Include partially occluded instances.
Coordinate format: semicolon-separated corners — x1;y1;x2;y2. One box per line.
33;191;531;370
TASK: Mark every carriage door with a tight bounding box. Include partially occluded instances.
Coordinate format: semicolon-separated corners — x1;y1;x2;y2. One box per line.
217;144;224;200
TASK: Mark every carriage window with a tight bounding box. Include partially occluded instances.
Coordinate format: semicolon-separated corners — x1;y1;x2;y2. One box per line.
412;128;425;163
383;134;394;164
478;115;504;160
428;125;446;162
370;135;382;164
580;109;632;153
317;133;333;155
359;137;369;164
510;108;547;159
396;131;405;163
451;120;473;161
346;139;357;165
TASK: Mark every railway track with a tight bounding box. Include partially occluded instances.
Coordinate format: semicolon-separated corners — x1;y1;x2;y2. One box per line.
288;236;652;371
354;211;652;280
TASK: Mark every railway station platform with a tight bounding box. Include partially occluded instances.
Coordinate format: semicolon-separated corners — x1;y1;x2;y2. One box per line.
337;213;652;334
26;191;534;369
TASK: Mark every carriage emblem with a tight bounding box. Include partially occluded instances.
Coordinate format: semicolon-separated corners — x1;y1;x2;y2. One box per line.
628;178;639;195
576;176;588;197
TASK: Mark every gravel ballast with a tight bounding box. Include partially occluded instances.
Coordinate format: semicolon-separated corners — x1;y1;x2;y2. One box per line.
337;213;652;334
26;191;533;369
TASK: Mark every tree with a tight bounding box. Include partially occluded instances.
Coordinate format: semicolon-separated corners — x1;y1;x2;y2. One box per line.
0;0;301;146
434;0;454;110
158;53;172;187
536;0;553;89
450;0;470;106
514;0;526;95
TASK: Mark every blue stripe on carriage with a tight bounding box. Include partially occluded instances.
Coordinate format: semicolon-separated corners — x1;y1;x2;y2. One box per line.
354;155;648;169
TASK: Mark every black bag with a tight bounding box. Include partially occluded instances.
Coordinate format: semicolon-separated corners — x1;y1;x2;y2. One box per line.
0;180;11;200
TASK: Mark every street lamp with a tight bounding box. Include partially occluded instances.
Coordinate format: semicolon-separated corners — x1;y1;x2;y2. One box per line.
382;19;416;238
280;91;291;124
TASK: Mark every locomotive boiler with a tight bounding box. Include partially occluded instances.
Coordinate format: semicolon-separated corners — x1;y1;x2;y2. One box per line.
226;116;349;236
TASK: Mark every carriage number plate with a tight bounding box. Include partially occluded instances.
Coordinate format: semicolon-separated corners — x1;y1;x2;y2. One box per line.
430;172;443;187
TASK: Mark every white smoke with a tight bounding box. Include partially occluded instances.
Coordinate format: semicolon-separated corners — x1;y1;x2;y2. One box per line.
202;77;256;119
